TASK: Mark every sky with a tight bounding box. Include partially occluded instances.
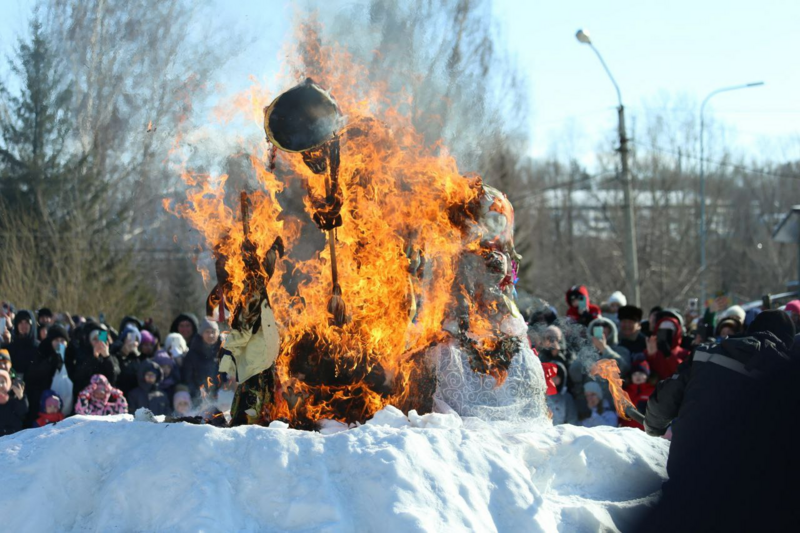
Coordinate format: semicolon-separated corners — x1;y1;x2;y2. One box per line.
1;0;798;168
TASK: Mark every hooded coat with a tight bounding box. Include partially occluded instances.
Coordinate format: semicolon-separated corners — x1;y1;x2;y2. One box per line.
126;360;170;416
565;286;601;326
170;313;200;343
4;310;39;378
152;351;180;399
24;325;68;424
112;327;143;397
70;324;121;401
75;374;128;416
33;390;65;427
645;316;690;380
585;317;632;376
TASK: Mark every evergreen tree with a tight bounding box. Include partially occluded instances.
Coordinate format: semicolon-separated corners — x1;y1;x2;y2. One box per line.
0;18;77;214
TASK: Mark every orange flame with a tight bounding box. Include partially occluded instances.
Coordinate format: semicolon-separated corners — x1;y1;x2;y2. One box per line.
589;359;635;420
169;17;511;428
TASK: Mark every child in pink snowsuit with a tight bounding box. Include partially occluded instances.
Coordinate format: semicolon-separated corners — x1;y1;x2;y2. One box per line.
75;374;128;416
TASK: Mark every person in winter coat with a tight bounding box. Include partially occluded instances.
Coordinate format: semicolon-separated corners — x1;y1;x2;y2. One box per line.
605;291;627;326
183;319;222;398
586;316;632;376
0;368;27;436
170;313;200;345
565;285;601;326
645;310;690;380
126;359;170;416
152;350;180;400
714;315;744;341
546;361;578;425
75;374;128;416
621;360;654;430
33;390;65;427
0;349;13;376
642;310;796;531
112;326;142;397
4;310;39;379
139;329;158;358
535;325;575;368
71;326;121;401
579;381;618;428
163;333;189;367
618;305;647;357
24;325;69;425
172;386;192;417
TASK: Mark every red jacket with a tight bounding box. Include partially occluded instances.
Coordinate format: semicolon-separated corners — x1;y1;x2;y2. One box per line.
34;411;65;427
565;285;601;325
622;382;656;430
646;316;689;380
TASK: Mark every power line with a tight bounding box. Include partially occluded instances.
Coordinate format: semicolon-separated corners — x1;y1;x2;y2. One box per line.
630;141;800;180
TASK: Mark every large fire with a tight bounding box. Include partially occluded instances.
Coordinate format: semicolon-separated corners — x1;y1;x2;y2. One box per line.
167;20;522;429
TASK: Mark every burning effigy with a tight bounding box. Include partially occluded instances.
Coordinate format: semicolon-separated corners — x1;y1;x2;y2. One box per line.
168;30;545;430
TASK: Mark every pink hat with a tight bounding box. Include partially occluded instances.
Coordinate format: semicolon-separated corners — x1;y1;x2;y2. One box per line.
140;330;156;345
785;300;800;315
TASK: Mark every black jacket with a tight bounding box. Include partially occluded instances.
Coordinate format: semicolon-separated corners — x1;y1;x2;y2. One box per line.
640;332;799;532
182;335;221;397
4;310;39;378
24;329;65;424
126;360;170;416
113;345;142;398
0;394;28;436
619;332;647;356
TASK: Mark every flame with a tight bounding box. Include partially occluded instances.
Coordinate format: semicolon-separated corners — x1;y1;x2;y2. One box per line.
589;359;635;420
169;17;512;428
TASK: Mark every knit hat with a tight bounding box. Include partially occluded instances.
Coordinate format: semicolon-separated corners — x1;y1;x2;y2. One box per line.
39;390;63;412
583;381;604;400
140;329;156;346
0;349;10;363
38;307;53;319
47;324;69;343
720;305;746;324
199;318;219;334
631;360;651;376
748;310;796;349
173;389;191;409
618;305;643;322
785;300;800;315
120;326;142;344
164;333;188;356
608;291;627;306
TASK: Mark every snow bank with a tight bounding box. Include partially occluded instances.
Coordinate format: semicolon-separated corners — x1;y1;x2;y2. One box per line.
0;408;668;532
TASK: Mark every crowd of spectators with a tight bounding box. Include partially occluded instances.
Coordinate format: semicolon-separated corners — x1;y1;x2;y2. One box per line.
0;303;230;436
529;285;800;432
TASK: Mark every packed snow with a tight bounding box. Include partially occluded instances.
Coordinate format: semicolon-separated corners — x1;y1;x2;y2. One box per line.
0;407;668;532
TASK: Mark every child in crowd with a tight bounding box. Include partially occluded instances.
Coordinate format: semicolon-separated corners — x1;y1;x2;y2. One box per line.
153;350;180;399
172;386;192;417
163;333;189;367
579;381;618;428
127;360;170;416
34;390;65;427
75;374;128;416
622;360;655;430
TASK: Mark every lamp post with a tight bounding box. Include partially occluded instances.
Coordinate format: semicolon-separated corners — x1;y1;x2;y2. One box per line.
699;81;764;307
576;29;640;306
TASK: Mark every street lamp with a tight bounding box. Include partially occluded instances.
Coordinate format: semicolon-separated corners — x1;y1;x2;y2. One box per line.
575;29;640;306
699;81;764;308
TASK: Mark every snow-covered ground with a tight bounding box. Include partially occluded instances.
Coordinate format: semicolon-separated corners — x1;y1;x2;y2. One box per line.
0;407;668;532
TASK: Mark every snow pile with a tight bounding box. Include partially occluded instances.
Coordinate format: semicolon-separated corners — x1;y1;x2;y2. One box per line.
0;408;668;532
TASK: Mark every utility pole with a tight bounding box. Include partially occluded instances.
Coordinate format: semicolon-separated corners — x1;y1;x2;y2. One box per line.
617;105;640;306
576;29;640;306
